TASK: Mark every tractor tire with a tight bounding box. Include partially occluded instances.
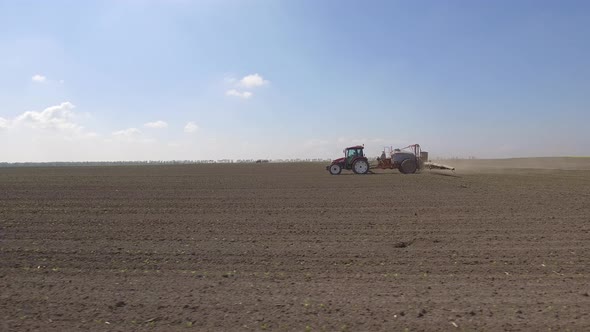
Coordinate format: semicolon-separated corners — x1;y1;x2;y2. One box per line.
329;164;342;175
399;159;417;174
352;159;369;174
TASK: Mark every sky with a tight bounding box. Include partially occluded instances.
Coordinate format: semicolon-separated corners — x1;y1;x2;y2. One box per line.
1;0;589;162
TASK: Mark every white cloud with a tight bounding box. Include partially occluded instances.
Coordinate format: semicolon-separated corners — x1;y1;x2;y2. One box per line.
226;89;253;99
184;121;199;133
32;74;47;83
223;73;268;99
12;102;86;133
144;120;168;129
239;73;268;88
0;102;96;161
112;128;141;137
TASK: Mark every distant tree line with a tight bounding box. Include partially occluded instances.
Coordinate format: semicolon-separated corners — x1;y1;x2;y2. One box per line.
0;158;333;168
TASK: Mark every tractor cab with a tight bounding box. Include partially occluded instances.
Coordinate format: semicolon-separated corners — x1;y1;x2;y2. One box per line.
344;146;365;168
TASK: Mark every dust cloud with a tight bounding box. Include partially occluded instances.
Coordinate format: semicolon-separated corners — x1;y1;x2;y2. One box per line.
433;157;590;173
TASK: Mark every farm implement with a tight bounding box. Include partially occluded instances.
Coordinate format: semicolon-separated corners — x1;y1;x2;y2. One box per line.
326;144;455;175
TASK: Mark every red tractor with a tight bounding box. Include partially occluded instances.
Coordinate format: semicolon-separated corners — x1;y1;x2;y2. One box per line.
326;145;370;175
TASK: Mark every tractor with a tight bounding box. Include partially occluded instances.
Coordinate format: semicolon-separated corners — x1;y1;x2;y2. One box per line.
326;145;370;175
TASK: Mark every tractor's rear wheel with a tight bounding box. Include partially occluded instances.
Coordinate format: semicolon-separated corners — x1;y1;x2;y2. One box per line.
353;159;369;174
329;164;342;175
399;159;417;174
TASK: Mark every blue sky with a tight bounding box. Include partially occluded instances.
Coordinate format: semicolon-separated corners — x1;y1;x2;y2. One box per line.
1;0;589;161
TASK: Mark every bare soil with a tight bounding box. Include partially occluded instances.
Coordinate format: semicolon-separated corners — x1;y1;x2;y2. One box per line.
1;161;589;331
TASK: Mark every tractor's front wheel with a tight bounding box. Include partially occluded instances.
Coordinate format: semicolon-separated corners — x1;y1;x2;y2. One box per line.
353;159;369;174
329;164;342;175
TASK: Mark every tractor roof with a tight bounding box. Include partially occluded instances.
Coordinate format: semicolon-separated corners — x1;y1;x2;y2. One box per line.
346;145;364;150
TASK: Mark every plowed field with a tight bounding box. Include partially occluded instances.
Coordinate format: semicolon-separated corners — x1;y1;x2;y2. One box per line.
1;162;589;331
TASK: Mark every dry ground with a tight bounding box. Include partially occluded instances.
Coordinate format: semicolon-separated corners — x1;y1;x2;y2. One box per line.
1;160;590;331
